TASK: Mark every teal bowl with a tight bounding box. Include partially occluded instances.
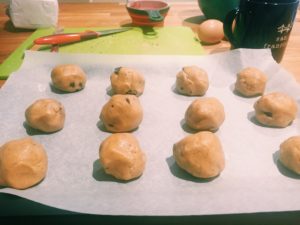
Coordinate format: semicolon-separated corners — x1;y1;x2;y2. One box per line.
198;0;240;22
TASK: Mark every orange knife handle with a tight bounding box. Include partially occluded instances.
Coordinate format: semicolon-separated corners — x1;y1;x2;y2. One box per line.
34;33;81;45
34;31;99;45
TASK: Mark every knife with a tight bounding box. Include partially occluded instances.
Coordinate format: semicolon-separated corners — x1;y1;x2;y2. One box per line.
34;27;132;45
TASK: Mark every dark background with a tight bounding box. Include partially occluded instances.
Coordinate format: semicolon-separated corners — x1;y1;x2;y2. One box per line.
1;193;300;225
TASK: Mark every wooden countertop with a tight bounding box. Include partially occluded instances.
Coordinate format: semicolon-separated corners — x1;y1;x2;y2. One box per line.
0;1;299;88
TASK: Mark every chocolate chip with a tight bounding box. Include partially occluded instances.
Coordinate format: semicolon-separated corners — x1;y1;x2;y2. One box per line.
114;67;122;75
126;89;137;95
263;111;273;117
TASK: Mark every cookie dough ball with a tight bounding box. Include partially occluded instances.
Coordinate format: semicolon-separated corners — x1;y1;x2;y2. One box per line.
99;133;146;180
280;136;300;175
185;97;225;131
235;67;267;97
25;98;65;133
176;66;209;96
254;92;297;128
173;131;225;179
51;64;87;92
100;94;143;132
110;67;145;96
0;137;48;189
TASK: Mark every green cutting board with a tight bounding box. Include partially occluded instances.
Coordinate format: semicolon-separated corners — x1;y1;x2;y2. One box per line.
0;26;204;79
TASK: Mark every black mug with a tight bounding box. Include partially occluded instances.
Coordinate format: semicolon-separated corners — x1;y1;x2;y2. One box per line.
224;0;299;63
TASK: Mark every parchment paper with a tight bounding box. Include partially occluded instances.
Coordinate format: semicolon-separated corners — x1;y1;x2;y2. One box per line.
1;49;300;216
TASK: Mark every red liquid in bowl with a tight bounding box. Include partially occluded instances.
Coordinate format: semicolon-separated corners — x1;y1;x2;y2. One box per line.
129;1;168;10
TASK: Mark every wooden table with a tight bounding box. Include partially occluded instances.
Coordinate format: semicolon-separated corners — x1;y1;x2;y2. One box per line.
1;2;300;224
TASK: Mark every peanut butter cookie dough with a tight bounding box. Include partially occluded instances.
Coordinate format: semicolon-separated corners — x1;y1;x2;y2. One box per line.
254;92;297;128
25;98;65;133
173;131;225;179
110;67;145;96
99;133;146;181
100;94;143;132
279;136;300;175
51;64;87;92
185;97;225;131
0;137;48;190
176;66;209;96
235;67;267;97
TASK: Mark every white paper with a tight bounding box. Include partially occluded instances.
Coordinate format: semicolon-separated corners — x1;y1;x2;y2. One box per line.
1;49;300;216
9;0;58;29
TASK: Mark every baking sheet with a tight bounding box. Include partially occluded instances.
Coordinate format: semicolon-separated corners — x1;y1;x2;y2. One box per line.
1;49;300;216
